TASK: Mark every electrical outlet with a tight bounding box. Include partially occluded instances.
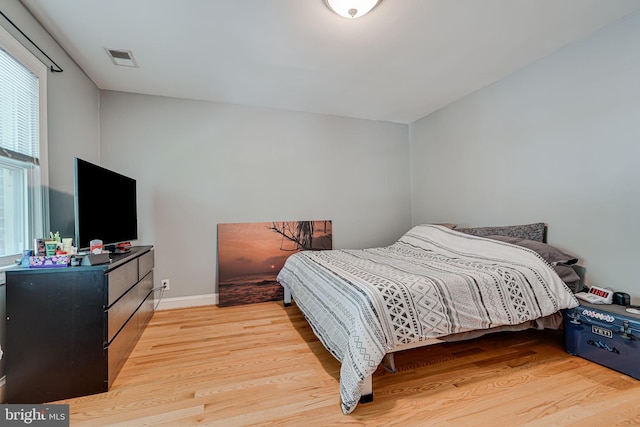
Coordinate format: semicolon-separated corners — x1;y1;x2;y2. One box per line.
161;279;170;291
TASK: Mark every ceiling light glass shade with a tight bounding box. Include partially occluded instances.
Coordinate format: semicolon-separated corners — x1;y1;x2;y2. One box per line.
325;0;382;19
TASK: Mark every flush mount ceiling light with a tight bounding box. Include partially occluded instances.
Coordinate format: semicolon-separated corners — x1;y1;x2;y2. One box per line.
325;0;382;19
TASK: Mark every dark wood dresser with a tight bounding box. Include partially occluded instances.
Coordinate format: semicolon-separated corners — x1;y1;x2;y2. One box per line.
5;246;154;403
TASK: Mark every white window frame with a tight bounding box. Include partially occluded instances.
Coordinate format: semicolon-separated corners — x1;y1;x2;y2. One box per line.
0;23;49;273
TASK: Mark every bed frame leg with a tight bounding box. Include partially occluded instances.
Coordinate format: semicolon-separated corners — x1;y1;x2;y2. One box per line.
359;374;373;404
381;353;397;373
283;286;292;307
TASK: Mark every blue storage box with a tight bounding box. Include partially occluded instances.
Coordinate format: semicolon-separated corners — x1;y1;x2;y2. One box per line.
564;302;640;380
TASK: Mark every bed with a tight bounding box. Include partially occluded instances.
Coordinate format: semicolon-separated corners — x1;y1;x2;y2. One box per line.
277;223;580;414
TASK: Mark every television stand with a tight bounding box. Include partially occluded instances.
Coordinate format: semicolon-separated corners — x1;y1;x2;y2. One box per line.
5;246;154;403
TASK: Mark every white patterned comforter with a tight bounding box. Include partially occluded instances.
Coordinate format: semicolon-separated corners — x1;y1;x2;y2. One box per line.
276;224;579;414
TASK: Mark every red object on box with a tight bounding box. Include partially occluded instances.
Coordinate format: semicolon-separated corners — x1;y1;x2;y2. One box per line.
117;242;131;250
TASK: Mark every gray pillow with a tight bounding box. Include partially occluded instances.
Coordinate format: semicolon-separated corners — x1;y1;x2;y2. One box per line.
485;235;580;285
554;265;582;289
455;222;547;243
484;235;576;264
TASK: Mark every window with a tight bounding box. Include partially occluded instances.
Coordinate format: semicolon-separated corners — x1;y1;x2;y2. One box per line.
0;24;48;269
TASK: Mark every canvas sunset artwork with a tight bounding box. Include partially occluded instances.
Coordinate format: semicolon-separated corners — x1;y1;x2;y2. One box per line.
217;220;332;307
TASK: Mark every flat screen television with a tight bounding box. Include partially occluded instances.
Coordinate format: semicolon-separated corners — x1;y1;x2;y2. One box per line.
74;157;138;252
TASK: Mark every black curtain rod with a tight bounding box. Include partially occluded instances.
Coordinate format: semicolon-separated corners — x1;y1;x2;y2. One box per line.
0;10;63;73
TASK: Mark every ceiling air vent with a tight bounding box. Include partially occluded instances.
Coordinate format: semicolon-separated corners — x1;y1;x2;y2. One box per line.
106;48;138;67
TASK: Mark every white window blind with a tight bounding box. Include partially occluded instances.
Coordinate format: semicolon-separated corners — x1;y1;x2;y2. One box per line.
0;47;40;164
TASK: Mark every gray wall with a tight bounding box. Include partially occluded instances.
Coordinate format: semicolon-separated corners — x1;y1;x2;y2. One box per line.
410;13;640;301
99;91;411;299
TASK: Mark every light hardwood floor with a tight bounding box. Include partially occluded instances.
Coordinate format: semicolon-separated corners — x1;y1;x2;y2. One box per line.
56;302;640;426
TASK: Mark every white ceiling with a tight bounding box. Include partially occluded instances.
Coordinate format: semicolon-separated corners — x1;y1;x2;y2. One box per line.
20;0;640;124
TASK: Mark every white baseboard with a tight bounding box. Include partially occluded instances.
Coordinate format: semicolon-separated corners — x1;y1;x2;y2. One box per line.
154;293;218;310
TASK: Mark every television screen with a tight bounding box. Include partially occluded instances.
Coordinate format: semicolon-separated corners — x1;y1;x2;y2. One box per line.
74;158;138;251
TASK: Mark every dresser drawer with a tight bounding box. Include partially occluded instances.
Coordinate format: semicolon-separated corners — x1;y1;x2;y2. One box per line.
107;259;139;307
138;271;153;302
106;309;138;387
138;250;154;280
138;272;154;325
107;282;140;343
